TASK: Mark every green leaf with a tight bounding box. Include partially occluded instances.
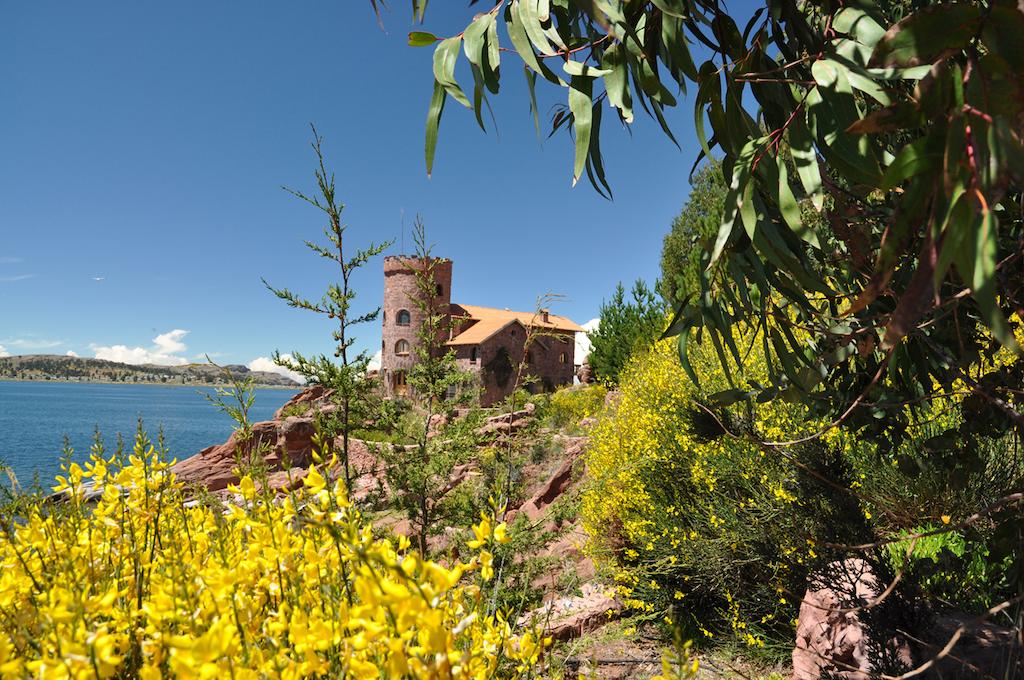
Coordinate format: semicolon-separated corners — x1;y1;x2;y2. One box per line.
505;2;565;85
778;160;819;248
660;14;698;82
971;210;1016;349
524;66;540;137
677;328;701;388
486;14;501;72
661;295;695;339
408;31;439;47
568;75;593;186
518;0;556;56
711;137;761;267
432;37;471;108
586;99;613;199
562;60;612;78
845;68;891;105
881;135;942;190
788;117;823;210
601;44;633;124
983;6;1024;70
870;4;983;68
425;80;446;176
833;7;885;48
462;15;491;66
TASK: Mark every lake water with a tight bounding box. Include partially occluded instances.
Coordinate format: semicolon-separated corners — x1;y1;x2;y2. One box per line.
0;381;296;487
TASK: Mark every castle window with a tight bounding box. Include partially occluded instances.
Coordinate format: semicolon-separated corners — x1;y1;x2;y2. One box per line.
436;284;443;296
559;352;567;363
526;350;534;365
470;346;478;363
396;309;411;326
395;339;410;355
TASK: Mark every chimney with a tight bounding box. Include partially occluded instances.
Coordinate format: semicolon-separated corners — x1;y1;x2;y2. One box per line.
541;309;550;323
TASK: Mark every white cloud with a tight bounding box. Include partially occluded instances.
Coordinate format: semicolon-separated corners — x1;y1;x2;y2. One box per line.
248;355;305;384
368;349;382;371
0;345;8;358
2;337;63;350
91;329;191;366
65;350;79;357
575;318;599;364
0;274;35;283
153;329;188;355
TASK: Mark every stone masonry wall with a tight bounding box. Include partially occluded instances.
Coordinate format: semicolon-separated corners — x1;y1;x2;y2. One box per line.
381;256;452;397
471;325;575;405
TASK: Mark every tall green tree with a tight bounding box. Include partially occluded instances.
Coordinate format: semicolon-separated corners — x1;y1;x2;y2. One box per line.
658;162;726;307
587;279;665;384
263;127;391;491
392;0;1024;434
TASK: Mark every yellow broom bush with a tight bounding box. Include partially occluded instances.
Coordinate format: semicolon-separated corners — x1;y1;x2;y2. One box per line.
581;335;861;652
0;433;544;679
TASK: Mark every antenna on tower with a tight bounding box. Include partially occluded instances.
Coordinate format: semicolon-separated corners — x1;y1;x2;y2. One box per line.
400;208;406;255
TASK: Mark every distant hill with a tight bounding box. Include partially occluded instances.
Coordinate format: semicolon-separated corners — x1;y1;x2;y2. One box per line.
0;355;301;387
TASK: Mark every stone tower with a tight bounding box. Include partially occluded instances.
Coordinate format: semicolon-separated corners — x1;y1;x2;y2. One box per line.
381;255;453;397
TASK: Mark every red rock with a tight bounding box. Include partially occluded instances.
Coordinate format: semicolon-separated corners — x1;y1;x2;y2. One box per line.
273;385;332;420
173;420;279;491
517;583;620;641
509;437;586;523
793;559;912;680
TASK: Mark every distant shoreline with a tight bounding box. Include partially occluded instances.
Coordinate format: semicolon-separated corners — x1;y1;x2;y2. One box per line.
0;378;299;390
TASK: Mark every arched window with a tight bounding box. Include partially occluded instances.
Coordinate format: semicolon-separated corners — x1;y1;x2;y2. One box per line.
435;284;444;296
395;339;410;355
396;309;411;326
559;352;567;364
526;350;534;365
470;346;478;363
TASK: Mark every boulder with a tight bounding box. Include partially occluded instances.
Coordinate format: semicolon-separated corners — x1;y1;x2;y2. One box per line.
173;415;320;492
576;361;594;384
517;583;620;641
793;559;913;680
273;385;332;420
477;406;535;437
794;558;1024;679
173;420;280;491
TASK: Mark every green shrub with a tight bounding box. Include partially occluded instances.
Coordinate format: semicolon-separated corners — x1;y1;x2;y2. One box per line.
543;384;608;430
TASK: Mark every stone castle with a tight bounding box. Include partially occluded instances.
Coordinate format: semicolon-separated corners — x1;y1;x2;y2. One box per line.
380;255;583;405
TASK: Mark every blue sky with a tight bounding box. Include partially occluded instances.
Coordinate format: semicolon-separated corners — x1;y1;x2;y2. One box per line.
0;2;724;373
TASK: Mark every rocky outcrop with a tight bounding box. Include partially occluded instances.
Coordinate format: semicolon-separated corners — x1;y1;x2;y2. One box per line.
274;385;332;419
510;437;586;523
793;559;913;680
174;421;284;491
793;558;1023;679
517;583;620;641
477;403;536;437
175;387;335;492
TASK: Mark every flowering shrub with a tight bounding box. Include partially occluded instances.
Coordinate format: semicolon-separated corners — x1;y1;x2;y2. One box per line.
538;384;607;430
0;433;544;678
581;337;865;652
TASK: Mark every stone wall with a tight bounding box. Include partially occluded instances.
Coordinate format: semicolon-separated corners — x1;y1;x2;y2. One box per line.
381;255;452;397
472;325;575;405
